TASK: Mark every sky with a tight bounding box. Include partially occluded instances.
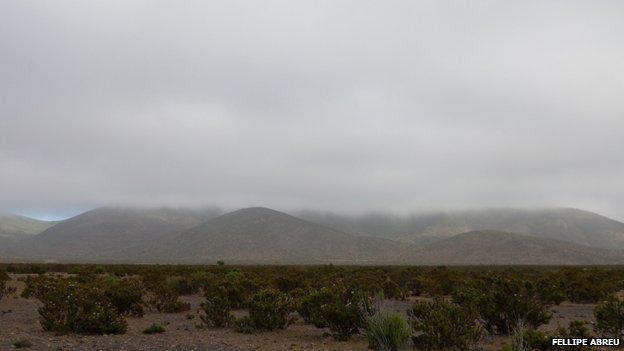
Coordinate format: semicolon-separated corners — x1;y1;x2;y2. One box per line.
1;1;623;221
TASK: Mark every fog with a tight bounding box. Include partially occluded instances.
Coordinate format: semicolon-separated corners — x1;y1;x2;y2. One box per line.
1;1;623;220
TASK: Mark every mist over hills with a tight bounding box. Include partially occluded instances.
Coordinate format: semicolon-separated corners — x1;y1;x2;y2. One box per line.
2;206;624;265
129;207;408;264
297;208;624;249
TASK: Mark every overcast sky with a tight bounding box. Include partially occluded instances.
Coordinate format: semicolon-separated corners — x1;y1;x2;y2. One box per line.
1;1;623;220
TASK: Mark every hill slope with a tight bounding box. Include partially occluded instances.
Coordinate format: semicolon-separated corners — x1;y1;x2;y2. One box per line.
0;213;56;239
410;230;624;265
13;207;222;261
298;208;624;249
137;207;409;264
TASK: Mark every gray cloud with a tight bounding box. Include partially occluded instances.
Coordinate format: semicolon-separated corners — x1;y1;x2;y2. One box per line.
1;0;624;219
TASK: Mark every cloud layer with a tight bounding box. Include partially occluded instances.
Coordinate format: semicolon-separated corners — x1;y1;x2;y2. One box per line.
1;1;623;219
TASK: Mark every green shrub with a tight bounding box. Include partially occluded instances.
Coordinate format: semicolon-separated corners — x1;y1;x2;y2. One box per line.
222;271;264;308
507;321;592;351
301;286;373;341
167;276;197;295
0;268;15;300
520;329;551;351
244;289;295;331
276;274;305;293
453;276;551;335
200;288;233;327
298;287;335;326
536;277;567;305
148;283;190;313
564;270;619;303
37;278;127;335
233;316;254;334
21;274;54;299
559;320;591;338
379;278;399;299
365;311;411;351
595;295;624;340
408;297;482;351
99;276;145;317
143;323;166;334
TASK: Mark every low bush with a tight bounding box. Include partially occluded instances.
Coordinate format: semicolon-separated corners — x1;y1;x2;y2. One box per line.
595;295;624;341
143;323;166;334
0;268;15;300
200;287;233;327
563;270;619;303
233;316;254;334
301;286;373;341
37;278;127;335
453;276;551;335
505;320;592;351
99;276;145;317
148;283;190;313
365;311;411;351
244;289;294;331
408;297;482;351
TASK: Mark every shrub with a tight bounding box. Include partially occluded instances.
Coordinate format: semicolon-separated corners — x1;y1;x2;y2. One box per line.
148;283;190;313
381;278;403;300
365;311;411;351
276;274;305;293
221;270;264;308
11;339;32;348
0;268;15;300
595;295;624;340
536;277;567;305
453;276;551;335
298;287;335;326
37;278;127;335
564;270;619;303
21;274;55;299
167;276;197;295
244;289;294;331
301;286;373;341
408;297;482;351
200;288;233;327
143;323;166;334
99;276;145;317
506;321;592;351
233;316;254;334
520;329;550;351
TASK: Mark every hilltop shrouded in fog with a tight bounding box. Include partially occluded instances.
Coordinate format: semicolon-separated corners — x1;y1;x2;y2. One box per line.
3;206;624;265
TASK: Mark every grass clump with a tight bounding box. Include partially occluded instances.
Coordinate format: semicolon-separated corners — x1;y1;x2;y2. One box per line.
365;311;410;351
142;323;166;334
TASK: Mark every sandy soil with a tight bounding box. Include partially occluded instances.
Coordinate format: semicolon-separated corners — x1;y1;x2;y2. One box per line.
0;276;604;351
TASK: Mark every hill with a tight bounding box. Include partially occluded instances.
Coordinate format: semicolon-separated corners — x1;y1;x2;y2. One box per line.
12;207;223;261
134;207;409;264
0;213;56;240
409;230;624;265
297;208;624;249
